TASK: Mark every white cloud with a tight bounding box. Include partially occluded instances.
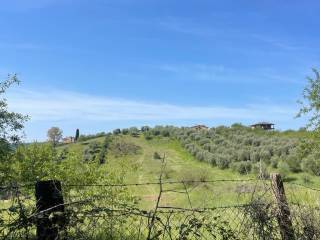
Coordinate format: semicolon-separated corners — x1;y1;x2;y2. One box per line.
156;63;227;81
7;89;296;124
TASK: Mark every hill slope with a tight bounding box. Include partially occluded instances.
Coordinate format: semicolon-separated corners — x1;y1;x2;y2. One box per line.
58;127;318;209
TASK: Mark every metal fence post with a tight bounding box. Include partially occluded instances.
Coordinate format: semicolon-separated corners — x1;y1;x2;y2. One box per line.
35;180;65;240
270;173;295;240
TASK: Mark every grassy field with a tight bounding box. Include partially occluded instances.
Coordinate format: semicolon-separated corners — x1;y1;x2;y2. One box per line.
58;134;320;210
1;133;320;239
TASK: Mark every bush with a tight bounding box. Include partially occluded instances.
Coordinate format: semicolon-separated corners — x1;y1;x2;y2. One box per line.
198;168;210;182
237;150;250;162
250;151;260;162
122;128;129;135
98;148;106;164
111;139;142;156
270;156;280;168
198;138;210;146
153;152;161;160
144;132;153;140
141;126;150;132
88;141;100;154
278;161;290;179
286;153;301;173
195;151;205;161
260;149;272;164
113;129;121;135
178;169;209;186
231;161;252;175
301;154;320;176
178;170;198;187
216;154;230;169
252;162;269;179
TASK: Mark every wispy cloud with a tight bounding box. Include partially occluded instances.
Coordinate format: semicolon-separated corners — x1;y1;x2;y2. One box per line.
158;17;307;53
7;89;296;123
156;63;227;81
251;34;307;51
158;17;219;37
151;63;303;84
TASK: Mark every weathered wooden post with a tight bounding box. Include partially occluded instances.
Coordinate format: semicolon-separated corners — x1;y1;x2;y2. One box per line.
271;173;295;240
35;180;65;240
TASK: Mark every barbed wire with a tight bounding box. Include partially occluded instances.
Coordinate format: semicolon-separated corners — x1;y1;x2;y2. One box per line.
0;178;267;190
2;173;320;239
286;182;320;192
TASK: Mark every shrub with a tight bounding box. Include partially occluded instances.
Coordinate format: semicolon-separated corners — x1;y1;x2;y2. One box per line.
278;161;290;179
231;161;252;175
122;128;129;135
237;150;250;162
260;149;272;164
151;128;161;136
250;151;260;163
216;154;230;169
110;140;142;156
141;126;150;132
113;129;121;135
195;151;205;161
153;152;161;160
198;168;210;182
286;153;301;173
59;148;69;161
88;141;100;154
252;162;269;179
178;170;198;187
178;169;209;186
161;129;170;137
198;138;210;146
270;156;280;168
98;148;106;164
301;154;320;176
144;132;153;140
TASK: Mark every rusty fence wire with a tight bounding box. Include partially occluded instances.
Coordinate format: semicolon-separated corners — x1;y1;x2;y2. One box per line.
1;178;320;240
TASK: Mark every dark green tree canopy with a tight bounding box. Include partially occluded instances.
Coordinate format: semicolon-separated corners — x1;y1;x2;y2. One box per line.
75;128;80;141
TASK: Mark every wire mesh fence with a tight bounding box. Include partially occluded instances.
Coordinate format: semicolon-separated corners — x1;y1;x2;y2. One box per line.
1;176;320;239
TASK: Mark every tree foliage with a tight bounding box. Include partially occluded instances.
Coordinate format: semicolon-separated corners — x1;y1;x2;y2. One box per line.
75;128;80;142
0;74;29;143
297;69;320;130
47;127;63;146
0;74;29;183
143;124;315;176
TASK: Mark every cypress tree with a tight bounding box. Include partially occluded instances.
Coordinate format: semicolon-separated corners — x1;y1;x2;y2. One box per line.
75;129;80;142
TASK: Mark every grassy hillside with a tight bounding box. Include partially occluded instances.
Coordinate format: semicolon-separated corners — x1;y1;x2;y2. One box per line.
58;127;320;209
3;127;320;239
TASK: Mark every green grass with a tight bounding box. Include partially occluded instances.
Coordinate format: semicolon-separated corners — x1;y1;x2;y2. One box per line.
56;134;320;210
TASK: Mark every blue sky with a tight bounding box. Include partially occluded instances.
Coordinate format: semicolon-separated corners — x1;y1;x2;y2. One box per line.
0;0;318;141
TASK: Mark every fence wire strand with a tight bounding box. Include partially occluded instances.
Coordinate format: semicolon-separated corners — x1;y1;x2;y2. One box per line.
1;177;320;239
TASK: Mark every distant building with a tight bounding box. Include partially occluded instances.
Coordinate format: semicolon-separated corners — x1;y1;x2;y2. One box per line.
191;125;209;131
250;122;275;130
62;136;75;144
